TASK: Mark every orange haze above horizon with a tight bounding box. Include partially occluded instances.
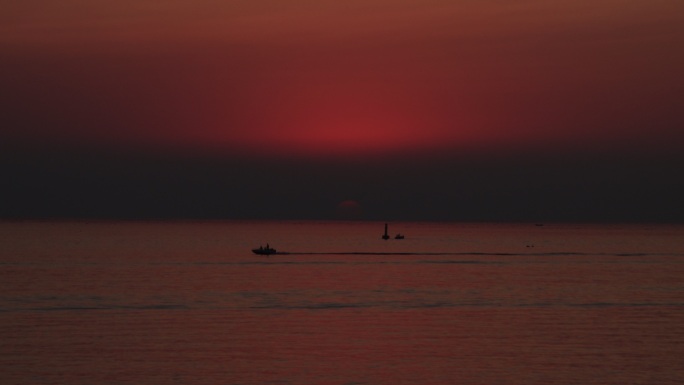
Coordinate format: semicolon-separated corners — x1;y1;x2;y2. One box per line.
2;0;683;158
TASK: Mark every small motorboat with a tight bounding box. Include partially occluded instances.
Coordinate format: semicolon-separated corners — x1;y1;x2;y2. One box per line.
394;234;405;239
252;244;277;255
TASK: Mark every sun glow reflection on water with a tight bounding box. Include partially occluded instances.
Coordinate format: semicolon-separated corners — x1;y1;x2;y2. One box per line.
1;221;684;384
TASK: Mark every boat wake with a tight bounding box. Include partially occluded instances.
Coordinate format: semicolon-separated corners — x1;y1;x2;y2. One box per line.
274;251;679;257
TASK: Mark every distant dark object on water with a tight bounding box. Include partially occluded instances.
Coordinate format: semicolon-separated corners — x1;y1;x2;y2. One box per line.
535;223;544;227
382;223;390;240
252;244;277;255
382;223;404;240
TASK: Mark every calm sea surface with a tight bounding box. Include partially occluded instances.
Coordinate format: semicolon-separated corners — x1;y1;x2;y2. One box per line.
1;221;684;384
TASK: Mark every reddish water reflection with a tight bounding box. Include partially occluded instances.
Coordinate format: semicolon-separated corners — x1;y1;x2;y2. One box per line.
1;221;684;384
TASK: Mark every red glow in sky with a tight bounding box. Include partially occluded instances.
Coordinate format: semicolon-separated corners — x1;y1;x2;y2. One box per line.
1;0;684;158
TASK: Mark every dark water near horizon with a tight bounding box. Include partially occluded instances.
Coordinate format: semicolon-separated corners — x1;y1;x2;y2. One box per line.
2;221;684;384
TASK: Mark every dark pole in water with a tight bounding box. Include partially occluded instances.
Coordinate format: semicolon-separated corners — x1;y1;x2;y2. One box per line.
382;223;390;240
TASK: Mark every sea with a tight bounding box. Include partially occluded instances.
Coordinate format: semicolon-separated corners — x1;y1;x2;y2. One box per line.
1;220;684;385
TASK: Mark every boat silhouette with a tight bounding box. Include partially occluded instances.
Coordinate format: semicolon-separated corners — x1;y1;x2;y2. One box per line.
252;244;277;255
382;223;390;240
382;223;405;240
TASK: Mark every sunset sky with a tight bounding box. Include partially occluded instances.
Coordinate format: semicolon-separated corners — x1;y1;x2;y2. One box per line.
2;0;683;221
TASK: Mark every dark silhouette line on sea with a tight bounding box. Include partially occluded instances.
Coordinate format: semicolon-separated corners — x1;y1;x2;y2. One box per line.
253;223;683;257
254;251;678;257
